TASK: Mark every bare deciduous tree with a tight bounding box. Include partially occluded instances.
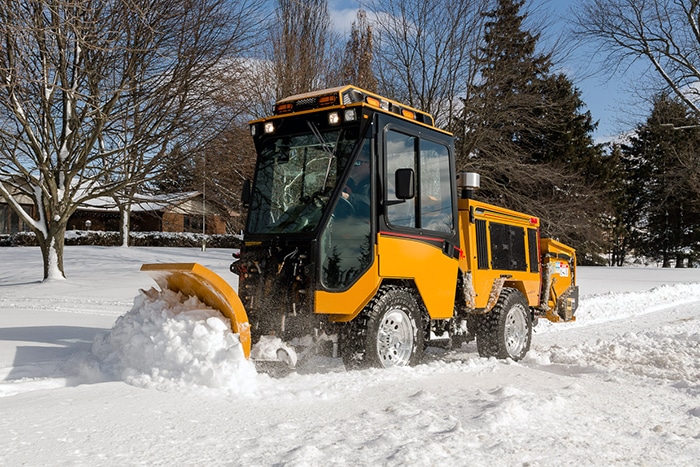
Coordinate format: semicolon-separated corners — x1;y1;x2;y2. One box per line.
0;0;260;279
270;0;336;99
576;0;700;116
364;0;489;127
241;0;339;118
198;122;257;233
341;10;378;92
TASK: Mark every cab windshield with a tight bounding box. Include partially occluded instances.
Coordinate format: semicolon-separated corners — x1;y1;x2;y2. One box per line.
247;123;360;235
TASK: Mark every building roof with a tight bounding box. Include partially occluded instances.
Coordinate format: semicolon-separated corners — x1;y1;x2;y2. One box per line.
78;192;202;213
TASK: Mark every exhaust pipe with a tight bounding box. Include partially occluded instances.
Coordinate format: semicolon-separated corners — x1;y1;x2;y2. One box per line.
457;172;480;199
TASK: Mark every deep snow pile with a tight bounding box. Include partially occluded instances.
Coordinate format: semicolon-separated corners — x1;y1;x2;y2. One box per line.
561;282;700;326
91;280;700;396
539;327;700;383
92;288;258;394
532;282;700;380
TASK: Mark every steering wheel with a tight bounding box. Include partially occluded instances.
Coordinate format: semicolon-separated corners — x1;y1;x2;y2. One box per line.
334;196;356;218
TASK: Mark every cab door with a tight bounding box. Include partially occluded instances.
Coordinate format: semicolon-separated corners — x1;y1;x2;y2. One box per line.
377;115;460;319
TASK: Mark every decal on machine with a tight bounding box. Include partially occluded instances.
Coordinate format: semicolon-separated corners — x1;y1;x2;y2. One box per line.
555;261;570;277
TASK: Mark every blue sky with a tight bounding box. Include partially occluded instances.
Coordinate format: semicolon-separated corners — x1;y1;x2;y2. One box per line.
328;0;646;142
539;0;648;141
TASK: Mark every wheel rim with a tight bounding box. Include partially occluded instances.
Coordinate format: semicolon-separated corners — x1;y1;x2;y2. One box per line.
376;308;414;367
504;304;528;358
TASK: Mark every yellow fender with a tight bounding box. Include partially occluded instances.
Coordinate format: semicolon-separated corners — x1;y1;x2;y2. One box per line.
141;263;251;359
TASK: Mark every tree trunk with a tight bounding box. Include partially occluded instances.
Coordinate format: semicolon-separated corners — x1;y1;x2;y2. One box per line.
662;251;671;268
615;253;625;267
675;253;684;268
37;222;67;281
119;202;131;248
611;243;626;267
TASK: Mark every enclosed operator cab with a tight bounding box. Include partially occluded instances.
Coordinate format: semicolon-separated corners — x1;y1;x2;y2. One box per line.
236;86;459;361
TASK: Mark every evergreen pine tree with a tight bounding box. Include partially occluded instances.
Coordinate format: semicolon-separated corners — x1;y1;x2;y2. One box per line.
458;0;551;165
454;0;606;260
621;94;700;267
604;143;648;266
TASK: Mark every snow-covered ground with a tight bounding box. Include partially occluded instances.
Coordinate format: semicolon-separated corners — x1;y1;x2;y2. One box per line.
1;246;699;466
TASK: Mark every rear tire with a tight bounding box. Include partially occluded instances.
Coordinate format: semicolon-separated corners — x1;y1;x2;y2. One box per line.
475;288;531;360
341;285;424;370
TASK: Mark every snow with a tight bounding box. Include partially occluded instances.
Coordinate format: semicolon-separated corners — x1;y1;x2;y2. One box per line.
1;246;700;465
92;288;258;395
45;237;65;281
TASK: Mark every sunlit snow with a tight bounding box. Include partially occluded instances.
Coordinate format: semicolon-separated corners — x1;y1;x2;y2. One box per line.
1;246;699;465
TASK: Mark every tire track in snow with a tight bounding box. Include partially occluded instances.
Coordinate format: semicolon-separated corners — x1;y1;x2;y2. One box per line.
0;295;131;316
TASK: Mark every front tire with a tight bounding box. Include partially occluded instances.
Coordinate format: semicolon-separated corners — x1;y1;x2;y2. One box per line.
475;288;532;360
341;285;424;369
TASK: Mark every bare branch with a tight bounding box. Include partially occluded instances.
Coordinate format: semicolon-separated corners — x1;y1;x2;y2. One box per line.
575;0;700;115
0;0;261;278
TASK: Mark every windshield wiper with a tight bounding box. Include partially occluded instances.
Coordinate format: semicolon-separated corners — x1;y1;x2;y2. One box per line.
307;121;340;193
307;121;334;156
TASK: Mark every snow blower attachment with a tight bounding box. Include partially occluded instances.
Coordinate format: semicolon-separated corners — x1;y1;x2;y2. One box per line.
140;263;252;359
141;85;579;371
140;263;300;370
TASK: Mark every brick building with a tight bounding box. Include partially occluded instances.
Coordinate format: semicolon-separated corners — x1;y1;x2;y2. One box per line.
1;191;229;236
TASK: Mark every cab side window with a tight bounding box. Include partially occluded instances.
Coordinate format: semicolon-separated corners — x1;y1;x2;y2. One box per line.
386;131;417;228
385;129;454;234
419;140;453;233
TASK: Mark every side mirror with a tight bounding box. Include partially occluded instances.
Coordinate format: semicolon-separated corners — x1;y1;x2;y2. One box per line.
241;179;251;207
395;168;415;200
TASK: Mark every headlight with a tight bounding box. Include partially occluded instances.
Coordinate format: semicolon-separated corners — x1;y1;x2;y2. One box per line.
328;111;340;125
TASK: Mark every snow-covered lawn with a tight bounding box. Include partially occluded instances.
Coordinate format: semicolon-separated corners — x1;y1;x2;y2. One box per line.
1;246;699;465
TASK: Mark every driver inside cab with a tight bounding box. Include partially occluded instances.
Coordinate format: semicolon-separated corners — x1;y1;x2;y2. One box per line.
341;151;370;217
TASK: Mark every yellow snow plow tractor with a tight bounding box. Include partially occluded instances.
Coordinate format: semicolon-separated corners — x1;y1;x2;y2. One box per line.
142;85;578;370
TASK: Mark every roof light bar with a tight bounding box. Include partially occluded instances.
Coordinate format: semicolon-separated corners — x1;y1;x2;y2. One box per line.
401;109;416;120
318;94;338;107
268;85;438;129
275;102;294;114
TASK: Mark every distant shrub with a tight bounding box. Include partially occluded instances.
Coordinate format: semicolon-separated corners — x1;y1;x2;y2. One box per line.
9;231;38;246
5;230;241;248
128;232;241;248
